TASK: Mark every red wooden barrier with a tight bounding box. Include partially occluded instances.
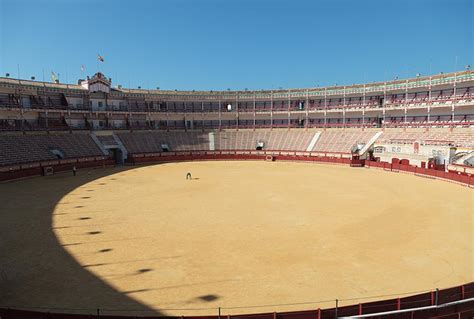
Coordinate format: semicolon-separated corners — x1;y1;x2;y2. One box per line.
366;159;474;186
5;151;472;186
0;158;114;182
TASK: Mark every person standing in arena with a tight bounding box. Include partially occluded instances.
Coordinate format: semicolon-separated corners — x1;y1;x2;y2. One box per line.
186;172;192;180
72;165;77;176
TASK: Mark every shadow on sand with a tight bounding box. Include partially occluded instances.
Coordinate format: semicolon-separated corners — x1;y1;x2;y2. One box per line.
0;166;167;317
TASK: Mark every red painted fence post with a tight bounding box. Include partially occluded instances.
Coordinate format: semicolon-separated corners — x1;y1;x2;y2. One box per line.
316;308;321;319
358;303;362;315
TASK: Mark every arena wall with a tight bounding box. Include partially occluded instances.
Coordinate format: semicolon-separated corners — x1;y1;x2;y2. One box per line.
1;283;473;319
2;149;472;186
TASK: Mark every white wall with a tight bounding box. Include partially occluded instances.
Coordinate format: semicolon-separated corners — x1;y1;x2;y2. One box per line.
373;143;455;166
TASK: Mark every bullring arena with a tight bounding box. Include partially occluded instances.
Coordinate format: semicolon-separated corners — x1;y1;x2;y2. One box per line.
1;71;474;319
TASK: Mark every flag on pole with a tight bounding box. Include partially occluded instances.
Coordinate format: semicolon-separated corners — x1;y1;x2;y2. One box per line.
80;65;85;72
97;54;104;62
51;71;58;82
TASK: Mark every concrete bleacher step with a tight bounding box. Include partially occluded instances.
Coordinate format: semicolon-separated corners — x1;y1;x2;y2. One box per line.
359;131;383;155
90;133;110;156
208;132;215;151
306;131;321;151
453;151;474;165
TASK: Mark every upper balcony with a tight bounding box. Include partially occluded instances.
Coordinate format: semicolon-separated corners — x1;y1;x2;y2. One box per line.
0;70;473;101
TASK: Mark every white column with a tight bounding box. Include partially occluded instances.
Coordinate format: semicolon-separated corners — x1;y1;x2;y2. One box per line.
404;80;408;125
428;76;432;123
236;95;239;130
218;100;221;130
287;90;291;129
253;93;256;129
305;89;309;129
343;86;346;109
165;101;169;129
201;101;204;130
452;72;457;123
324;88;327;128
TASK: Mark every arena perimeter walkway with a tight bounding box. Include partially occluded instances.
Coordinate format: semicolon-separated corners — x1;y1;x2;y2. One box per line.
0;161;472;316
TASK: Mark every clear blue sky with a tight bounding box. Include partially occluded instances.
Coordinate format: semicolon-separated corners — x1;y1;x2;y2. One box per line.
0;0;472;90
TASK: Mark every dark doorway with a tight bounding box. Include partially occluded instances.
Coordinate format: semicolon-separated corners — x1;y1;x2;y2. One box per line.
110;148;123;165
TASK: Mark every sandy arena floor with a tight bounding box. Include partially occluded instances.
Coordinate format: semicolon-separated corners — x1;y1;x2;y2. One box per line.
0;161;473;316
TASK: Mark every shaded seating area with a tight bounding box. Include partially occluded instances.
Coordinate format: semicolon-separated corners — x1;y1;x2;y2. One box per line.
0;133;104;166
